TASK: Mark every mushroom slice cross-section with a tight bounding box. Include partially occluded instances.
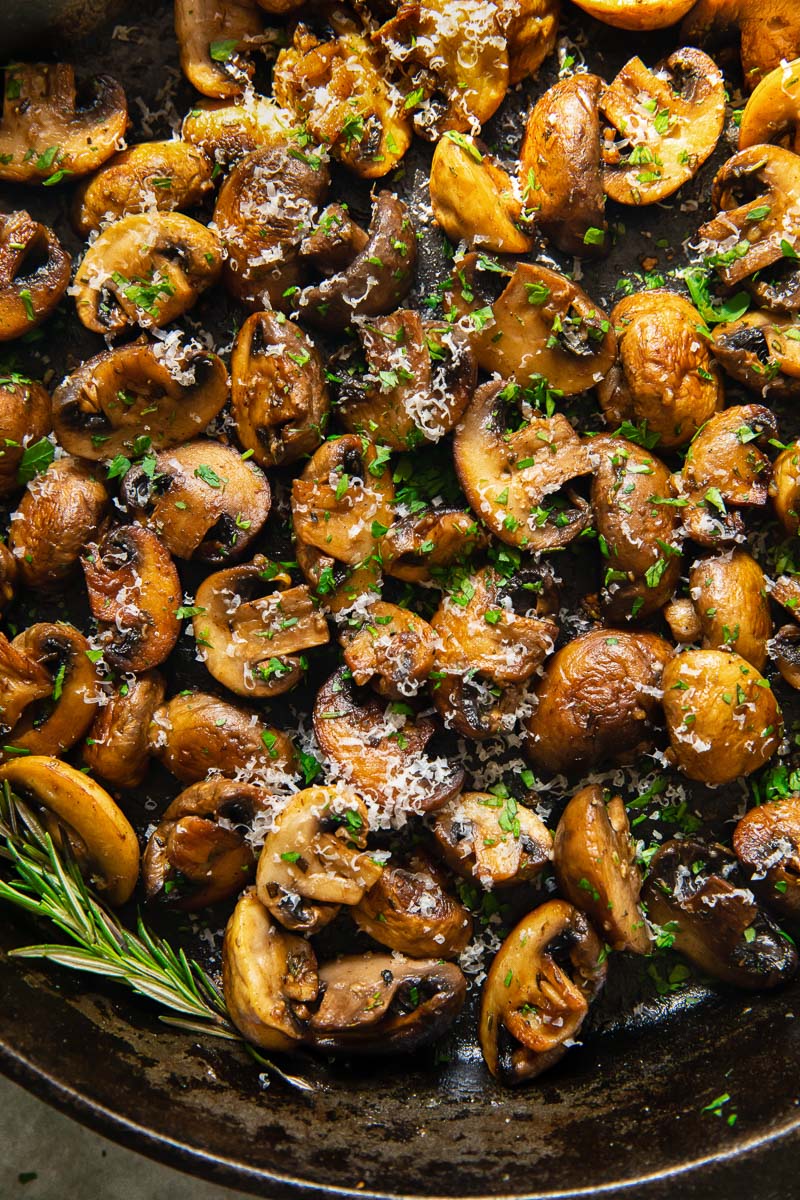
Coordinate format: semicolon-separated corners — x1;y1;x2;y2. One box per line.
383;507;488;585
174;0;265;99
353;853;473;959
0;211;70;341
0;630;51;736
7;622;99;760
340;599;437;700
433;791;552;889
711;311;800;400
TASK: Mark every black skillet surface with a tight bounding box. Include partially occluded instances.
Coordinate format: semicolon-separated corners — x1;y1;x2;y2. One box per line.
3;2;800;1197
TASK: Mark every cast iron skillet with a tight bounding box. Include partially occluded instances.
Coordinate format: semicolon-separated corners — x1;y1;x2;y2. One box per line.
3;2;800;1197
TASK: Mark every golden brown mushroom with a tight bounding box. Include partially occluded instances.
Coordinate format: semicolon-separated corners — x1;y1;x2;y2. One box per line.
495;0;560;84
771;439;800;534
181;94;292;164
340;600;437;700
682;0;800;93
433;791;552;889
734;799;800;918
0;543;17;615
711;312;800;399
429;133;534;254
0;631;51;736
353;853;472;958
571;0;695;28
383;508;488;586
5;623;99;760
174;0;264;99
0;375;51;494
83;671;166;789
738;58;800;151
682;551;772;670
0;211;70;340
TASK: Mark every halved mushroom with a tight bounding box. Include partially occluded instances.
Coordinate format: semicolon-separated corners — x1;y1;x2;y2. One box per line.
519;74;606;257
230;311;330;468
433;790;552;889
174;0;264;99
662;649;782;785
525;629;672;774
0;756;139;905
0;64;127;183
739;58;800;151
0;211;70;340
712;312;800;401
383;508;488;585
83;670;166;789
341;600;437;699
682;0;800;93
454;380;593;551
600;48;725;205
571;0;695;28
553;785;650;954
121;440;271;563
194;555;329;698
313;668;463;816
72;140;213;235
495;0;559;84
149;691;297;785
430;133;534;254
598;291;724;448
297;192;417;330
307;953;466;1054
479;901;607;1084
0;544;17;614
143;779;272;910
5;623;97;761
771;624;800;691
0;376;51;494
591;435;682;622
73;212;222;335
333;310;475;449
734;799;800;917
182;95;293;164
299;202;369;272
0;631;51;735
771;439;800;534
644;838;797;988
9;457;109;591
684;551;771;670
223;890;318;1052
256;787;381;933
354;853;472;958
53;339;228;460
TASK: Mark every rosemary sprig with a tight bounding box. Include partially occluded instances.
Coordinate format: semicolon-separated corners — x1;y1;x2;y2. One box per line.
0;785;314;1093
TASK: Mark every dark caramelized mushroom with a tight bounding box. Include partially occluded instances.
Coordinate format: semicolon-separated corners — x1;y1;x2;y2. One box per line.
734;799;800;917
341;600;437;699
771;624;800;690
83;670;166;789
174;0;264;98
354;853;473;958
433;791;552;889
6;623;98;759
682;0;800;93
0;376;51;494
0;211;70;340
712;312;800;399
383;508;488;585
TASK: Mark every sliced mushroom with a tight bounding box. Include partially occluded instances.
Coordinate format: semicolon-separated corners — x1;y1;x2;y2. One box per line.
383;508;488;585
525;629;672;774
121;440;271;563
313;668;463;816
0;211;70;340
772;439;800;534
354;853;472;958
433;791;552;889
682;0;800;93
194;555;329;698
9;457;109;590
554;785;650;954
662;649;782;785
83;670;166;789
0;631;51;735
174;0;264;99
6;623;99;759
149;691;297;785
495;0;559;84
256;787;381;933
571;0;695;28
72;140;213;235
454;380;593;551
341;600;437;699
0;375;51;494
711;312;800;399
739;58;800;151
479;901;607;1084
0;63;127;183
598;291;724;448
182;95;293;164
73;212;222;335
230;311;330;468
685;551;771;670
644;839;797;988
600;48;725;205
430;133;534;254
143;779;272;909
0;756;139;905
53;340;228;460
519;74;606;257
772;624;800;691
299;202;369;272
734;799;800;917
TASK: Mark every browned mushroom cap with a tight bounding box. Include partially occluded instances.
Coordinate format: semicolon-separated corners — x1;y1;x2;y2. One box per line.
143;778;273;909
334;311;475;450
182;95;292;164
711;312;800;400
223;889;318;1052
591;435;682;622
495;0;559;84
194;556;329;698
734;799;800;917
149;691;297;785
383;508;488;585
571;0;695;28
479;901;607;1084
72;140;213;235
675;404;776;546
454;380;593;552
0;543;17;614
292;434;394;573
341;600;437;700
9;457;109;591
0;376;51;494
307;953;466;1054
433;791;552;889
554;785;650;954
174;0;264;99
739;59;800;151
313;668;463;816
644;839;797;988
354;852;472;958
519;74;606;257
525;629;672;775
231;311;330;468
53;340;228;460
686;551;771;670
121;440;270;563
0;211;70;340
0;64;127;183
82;526;181;673
682;0;800;93
662;649;782;785
600;48;725;205
429;133;534;255
273;25;411;179
299;203;369;273
256;787;381;934
297;193;417;331
0;631;51;735
83;670;166;788
598;291;724;448
5;622;98;759
771;439;800;534
771;624;800;690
